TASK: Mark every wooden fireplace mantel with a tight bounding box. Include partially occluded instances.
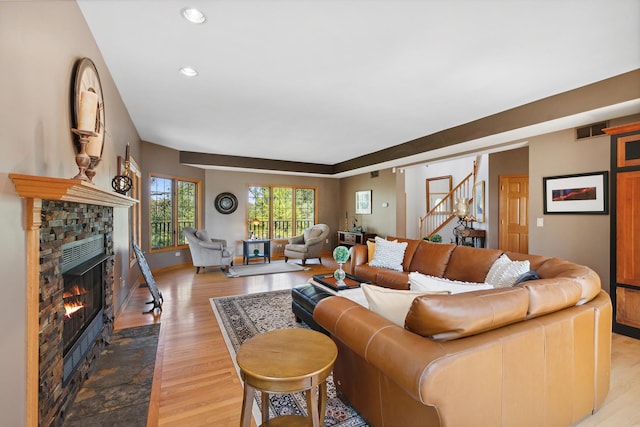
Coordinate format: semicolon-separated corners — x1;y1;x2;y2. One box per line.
10;173;137;207
10;173;135;427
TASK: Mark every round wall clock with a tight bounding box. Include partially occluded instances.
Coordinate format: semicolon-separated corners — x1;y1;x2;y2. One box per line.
72;57;105;155
214;192;238;214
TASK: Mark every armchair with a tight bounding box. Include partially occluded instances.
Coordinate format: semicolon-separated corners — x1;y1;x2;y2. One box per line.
284;224;330;265
183;227;234;273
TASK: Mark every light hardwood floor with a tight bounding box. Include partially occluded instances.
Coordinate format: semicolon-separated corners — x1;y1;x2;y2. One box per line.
114;255;640;427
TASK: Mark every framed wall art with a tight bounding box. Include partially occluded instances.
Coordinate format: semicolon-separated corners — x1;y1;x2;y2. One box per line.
355;190;372;215
473;180;485;222
543;171;609;214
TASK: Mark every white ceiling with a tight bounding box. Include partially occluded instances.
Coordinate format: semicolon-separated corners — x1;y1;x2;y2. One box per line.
78;0;640;176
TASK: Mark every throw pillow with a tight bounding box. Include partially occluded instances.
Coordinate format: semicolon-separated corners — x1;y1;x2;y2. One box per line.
304;227;323;241
369;237;408;271
195;229;210;241
361;283;448;327
514;269;541;285
366;240;376;261
485;254;531;288
409;272;493;294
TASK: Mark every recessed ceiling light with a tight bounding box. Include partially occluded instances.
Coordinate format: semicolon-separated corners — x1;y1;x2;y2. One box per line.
181;7;206;24
179;67;198;77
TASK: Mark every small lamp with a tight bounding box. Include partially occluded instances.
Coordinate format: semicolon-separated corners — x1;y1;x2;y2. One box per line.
455;198;469;219
250;218;260;239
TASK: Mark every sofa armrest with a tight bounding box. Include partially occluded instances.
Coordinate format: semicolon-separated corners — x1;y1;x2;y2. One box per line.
351;244;368;267
198;241;223;250
314;296;447;401
210;238;228;247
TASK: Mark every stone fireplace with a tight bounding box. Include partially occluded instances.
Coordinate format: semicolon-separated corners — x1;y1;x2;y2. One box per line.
10;174;136;427
39;200;115;426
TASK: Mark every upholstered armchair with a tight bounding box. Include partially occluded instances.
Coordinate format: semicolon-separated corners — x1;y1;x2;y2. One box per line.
183;227;234;273
284;224;330;265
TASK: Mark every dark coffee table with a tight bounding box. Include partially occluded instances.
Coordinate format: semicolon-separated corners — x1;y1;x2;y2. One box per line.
291;275;369;334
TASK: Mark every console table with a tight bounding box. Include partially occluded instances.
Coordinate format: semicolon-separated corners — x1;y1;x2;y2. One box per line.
242;239;271;264
454;228;486;248
337;230;375;247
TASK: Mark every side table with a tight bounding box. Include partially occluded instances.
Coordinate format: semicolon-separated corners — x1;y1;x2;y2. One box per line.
242;239;271;264
236;328;337;427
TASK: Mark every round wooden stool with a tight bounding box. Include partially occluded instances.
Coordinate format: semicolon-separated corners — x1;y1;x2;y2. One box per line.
236;328;338;427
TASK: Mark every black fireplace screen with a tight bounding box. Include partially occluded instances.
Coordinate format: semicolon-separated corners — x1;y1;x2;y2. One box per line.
62;254;108;356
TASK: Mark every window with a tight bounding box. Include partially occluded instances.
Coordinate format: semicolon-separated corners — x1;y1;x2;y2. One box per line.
150;174;200;250
247;185;316;239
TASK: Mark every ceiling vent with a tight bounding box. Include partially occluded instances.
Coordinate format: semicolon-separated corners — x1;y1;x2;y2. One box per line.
576;121;608;140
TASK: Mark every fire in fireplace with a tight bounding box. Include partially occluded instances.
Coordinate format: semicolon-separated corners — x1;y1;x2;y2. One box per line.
60;235;108;383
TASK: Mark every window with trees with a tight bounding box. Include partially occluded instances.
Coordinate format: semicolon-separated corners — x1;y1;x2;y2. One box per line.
247;186;316;239
150;174;200;250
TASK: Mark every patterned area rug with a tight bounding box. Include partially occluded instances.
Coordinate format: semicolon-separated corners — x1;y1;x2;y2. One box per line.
63;323;160;426
210;290;369;426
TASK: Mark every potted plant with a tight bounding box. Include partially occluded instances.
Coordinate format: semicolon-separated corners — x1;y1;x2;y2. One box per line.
429;234;442;243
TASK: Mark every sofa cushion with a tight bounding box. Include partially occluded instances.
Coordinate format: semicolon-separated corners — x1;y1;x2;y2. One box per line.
369;237;408;271
375;270;410;290
408;272;493;294
485;254;531;288
405;287;529;341
408;240;456;277
361;284;448;326
444;246;503;283
520;279;582;318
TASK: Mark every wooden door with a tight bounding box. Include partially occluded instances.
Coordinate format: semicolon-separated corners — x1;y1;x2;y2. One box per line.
615;170;640;330
605;121;640;339
498;175;529;253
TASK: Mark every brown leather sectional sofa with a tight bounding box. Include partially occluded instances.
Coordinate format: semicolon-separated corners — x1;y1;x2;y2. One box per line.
314;237;612;427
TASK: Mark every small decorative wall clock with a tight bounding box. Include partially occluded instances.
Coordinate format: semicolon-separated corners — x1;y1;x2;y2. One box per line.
214;192;238;214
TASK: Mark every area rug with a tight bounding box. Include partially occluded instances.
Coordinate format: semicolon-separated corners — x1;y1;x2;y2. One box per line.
224;261;309;277
62;323;161;427
210;290;369;426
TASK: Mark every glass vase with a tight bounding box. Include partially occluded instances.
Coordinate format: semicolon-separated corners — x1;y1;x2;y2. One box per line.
333;262;346;285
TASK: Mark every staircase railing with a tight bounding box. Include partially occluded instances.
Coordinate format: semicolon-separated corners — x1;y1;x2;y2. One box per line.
421;172;474;238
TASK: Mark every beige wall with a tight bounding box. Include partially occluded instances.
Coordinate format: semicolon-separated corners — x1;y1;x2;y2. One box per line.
528;114;640;293
0;2;141;424
339;169;397;238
